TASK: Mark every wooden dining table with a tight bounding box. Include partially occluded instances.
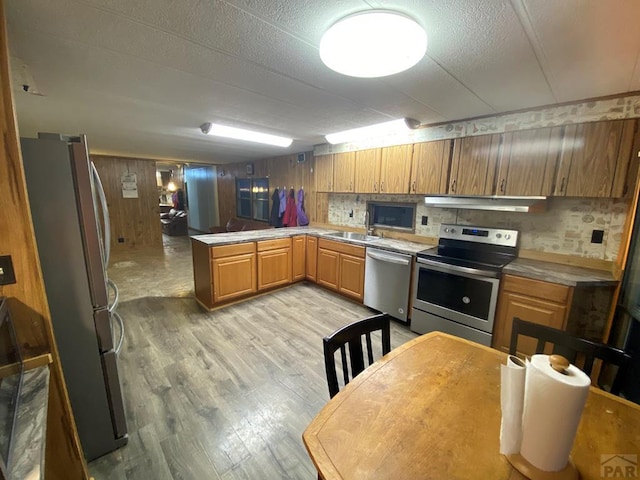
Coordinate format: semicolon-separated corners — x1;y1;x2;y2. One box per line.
303;332;640;480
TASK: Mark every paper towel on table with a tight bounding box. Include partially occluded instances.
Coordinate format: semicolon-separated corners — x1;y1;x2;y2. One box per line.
520;354;590;472
500;355;527;455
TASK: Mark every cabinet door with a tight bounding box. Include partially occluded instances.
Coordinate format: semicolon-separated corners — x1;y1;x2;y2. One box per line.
212;253;256;303
315;154;334;192
354;148;382;193
379;144;413;194
449;134;501;195
306;236;318;282
333;151;356;193
339;253;365;301
292;235;306;282
317;248;339;291
554;120;637;197
257;248;292;291
410;140;451;194
493;291;568;355
496;127;561;196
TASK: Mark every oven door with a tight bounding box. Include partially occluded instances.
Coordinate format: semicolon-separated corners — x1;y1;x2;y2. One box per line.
413;259;500;333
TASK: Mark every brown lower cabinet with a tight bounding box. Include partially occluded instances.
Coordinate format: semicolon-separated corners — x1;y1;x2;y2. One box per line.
257;238;292;291
306;235;318;281
317;238;365;302
492;274;572;356
211;243;257;304
292;235;306;282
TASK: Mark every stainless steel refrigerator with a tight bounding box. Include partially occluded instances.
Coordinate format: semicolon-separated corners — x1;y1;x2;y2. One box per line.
20;133;127;460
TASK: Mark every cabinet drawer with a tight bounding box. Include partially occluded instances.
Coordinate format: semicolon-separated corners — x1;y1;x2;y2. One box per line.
501;274;570;304
257;237;292;252
318;238;365;258
211;242;256;259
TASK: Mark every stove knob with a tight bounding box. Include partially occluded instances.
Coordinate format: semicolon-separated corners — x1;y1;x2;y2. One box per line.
505;234;511;240
496;233;502;239
450;228;456;234
444;227;450;233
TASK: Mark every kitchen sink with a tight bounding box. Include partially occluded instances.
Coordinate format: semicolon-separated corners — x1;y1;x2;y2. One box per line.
324;231;380;242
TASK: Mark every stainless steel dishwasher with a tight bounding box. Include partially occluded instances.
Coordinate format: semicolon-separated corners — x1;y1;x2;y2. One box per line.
364;247;412;323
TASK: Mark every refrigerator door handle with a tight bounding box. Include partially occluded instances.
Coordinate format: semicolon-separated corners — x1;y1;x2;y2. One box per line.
107;278;119;313
91;161;111;267
112;311;125;355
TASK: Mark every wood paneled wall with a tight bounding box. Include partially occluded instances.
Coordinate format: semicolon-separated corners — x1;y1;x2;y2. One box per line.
0;2;88;478
217;152;318;226
92;155;163;252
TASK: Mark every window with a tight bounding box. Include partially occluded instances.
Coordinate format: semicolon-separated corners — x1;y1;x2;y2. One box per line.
367;202;415;231
236;178;269;221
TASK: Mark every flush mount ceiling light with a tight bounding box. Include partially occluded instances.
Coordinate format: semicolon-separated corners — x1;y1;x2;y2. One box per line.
200;122;293;147
325;118;420;144
319;10;427;78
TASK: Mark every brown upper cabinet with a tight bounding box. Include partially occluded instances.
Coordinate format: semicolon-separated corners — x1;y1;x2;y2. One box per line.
410;139;452;194
354;148;382;193
449;134;501;195
496;127;562;196
333;151;356;193
315;154;334;192
553;119;637;197
379;144;413;194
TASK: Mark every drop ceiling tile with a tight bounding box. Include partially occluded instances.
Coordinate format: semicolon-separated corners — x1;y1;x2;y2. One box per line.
414;0;555;111
519;0;640;101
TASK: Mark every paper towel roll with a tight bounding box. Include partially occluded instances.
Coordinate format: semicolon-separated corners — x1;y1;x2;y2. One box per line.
520;354;590;472
500;355;527;454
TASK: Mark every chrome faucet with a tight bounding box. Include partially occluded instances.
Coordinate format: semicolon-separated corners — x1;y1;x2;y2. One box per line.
364;211;372;236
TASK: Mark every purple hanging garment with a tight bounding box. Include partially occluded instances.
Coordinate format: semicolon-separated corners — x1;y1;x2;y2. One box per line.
297;188;309;226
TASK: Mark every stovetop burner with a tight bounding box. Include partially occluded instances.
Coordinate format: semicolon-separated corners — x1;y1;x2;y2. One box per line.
416;224;519;272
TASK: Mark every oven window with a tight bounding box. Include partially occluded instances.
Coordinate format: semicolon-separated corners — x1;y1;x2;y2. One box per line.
416;268;492;320
368;202;415;231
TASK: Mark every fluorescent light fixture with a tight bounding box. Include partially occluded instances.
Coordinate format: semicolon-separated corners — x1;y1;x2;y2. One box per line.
320;10;427;78
325;118;420;144
200;122;292;147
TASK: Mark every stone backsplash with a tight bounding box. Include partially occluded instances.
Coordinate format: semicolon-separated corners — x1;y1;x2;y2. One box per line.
328;194;629;262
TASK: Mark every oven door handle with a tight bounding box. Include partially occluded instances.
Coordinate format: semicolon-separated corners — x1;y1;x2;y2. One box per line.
367;250;411;266
416;258;500;279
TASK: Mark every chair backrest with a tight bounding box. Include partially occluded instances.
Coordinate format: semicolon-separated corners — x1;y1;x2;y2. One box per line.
323;313;391;398
509;317;631;394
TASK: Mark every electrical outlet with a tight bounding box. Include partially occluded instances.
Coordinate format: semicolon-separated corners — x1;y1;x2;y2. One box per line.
0;256;16;285
421;216;428;225
591;230;604;244
118;237;125;243
349;210;353;218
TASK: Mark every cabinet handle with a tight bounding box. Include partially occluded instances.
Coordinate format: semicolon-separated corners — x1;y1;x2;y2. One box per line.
499;179;505;193
559;177;565;193
411;180;416;193
350;181;353;191
373;182;377;192
451;179;456;193
380;181;384;192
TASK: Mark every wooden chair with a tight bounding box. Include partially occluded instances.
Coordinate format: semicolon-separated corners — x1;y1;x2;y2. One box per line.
323;313;391;398
509;317;631;394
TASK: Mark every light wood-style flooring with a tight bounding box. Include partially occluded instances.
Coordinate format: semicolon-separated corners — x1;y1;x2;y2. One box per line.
89;235;418;479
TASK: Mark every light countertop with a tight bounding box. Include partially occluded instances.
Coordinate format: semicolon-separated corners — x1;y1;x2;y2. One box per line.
504;258;618;287
192;228;617;286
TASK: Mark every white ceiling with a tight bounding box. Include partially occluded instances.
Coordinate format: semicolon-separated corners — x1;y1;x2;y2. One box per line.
6;0;640;165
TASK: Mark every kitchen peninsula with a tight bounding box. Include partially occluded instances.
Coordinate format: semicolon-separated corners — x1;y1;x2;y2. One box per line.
191;227;426;311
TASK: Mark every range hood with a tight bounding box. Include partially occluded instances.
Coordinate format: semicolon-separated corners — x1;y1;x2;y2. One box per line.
423;196;547;213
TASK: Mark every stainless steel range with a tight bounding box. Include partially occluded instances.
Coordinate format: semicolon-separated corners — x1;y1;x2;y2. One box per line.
411;224;519;346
